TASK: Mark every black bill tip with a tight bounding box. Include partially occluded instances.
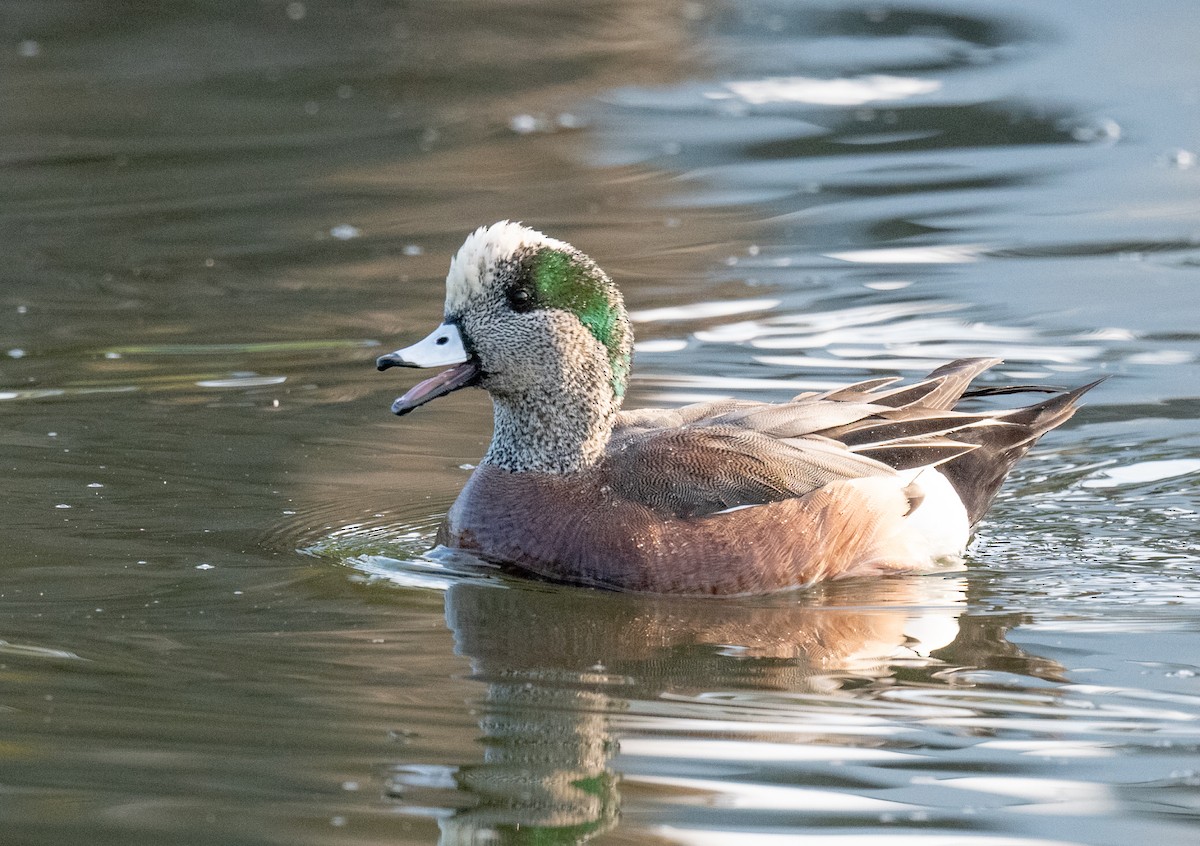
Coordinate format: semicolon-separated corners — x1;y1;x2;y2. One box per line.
376;352;409;371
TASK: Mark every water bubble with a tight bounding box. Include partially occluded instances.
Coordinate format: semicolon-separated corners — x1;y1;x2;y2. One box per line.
18;40;40;58
330;224;361;240
1165;149;1196;169
509;114;540;134
7;349;26;358
195;563;215;571
55;504;71;509
286;2;306;21
402;244;423;256
556;112;584;129
1070;118;1121;144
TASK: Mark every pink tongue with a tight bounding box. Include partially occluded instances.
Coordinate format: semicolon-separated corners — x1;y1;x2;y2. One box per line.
391;360;480;416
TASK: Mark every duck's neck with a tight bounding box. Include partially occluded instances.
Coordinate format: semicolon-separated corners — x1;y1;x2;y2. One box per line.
483;386;619;474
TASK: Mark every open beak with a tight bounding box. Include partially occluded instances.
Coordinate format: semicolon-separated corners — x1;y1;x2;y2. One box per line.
376;322;481;416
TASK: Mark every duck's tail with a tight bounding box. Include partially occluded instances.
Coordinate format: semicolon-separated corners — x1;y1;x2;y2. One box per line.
827;358;1104;525
942;375;1102;523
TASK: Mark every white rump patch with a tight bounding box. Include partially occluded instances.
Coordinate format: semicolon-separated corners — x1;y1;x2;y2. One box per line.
896;467;970;561
444;221;572;312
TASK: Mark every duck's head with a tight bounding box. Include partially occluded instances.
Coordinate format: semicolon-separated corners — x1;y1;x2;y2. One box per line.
378;223;633;468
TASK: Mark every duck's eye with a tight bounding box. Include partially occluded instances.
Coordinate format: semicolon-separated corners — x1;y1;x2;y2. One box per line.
507;286;535;312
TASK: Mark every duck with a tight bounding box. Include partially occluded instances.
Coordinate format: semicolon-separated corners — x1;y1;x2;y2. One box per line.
376;221;1099;595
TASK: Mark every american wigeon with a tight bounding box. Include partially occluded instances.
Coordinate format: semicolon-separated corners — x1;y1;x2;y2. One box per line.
377;222;1098;595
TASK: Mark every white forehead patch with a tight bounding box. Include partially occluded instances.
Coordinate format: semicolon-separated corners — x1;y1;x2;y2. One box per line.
444;221;571;313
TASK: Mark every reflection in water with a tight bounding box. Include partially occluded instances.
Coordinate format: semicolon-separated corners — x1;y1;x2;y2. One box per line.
396;576;968;843
365;569;1200;845
428;682;618;844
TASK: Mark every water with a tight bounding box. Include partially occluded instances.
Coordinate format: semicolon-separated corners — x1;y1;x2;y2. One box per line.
2;1;1199;843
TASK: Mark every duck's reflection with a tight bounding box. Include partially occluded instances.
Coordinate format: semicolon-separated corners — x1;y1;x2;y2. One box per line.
411;573;968;844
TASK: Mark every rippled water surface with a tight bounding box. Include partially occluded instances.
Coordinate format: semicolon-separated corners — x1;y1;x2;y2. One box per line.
3;1;1199;844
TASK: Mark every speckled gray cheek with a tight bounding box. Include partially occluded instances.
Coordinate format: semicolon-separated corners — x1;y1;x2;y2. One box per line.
474;310;622;474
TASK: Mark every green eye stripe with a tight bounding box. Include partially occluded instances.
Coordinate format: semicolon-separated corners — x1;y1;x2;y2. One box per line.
531;247;628;396
532;248;616;347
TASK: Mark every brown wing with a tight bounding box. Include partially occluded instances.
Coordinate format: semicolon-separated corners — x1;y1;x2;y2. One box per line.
608;357;1099;523
604;424;898;518
605;361;1000;518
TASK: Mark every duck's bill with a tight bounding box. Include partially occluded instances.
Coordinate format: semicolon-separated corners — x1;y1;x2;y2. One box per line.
376;322;480;415
389;359;481;415
377;322;468;371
